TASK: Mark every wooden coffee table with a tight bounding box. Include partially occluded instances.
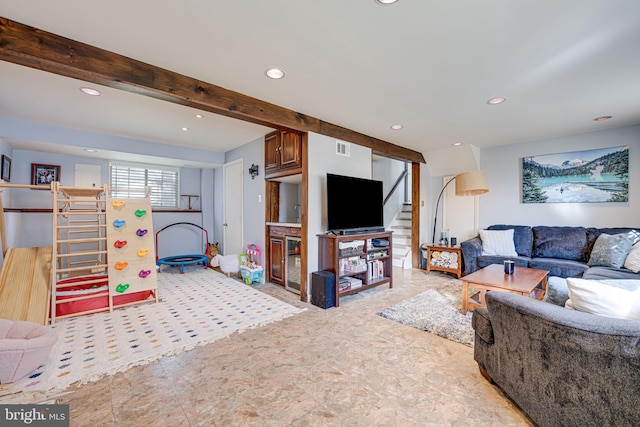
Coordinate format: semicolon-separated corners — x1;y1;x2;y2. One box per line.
461;264;549;314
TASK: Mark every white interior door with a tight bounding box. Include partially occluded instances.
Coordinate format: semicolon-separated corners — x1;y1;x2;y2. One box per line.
75;164;102;208
75;164;101;187
223;159;243;255
443;175;479;243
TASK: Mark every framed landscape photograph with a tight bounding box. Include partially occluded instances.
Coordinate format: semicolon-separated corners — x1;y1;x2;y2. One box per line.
31;163;61;186
522;146;629;203
1;155;11;182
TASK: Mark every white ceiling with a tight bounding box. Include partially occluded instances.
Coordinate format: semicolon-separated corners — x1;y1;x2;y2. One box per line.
1;0;640;167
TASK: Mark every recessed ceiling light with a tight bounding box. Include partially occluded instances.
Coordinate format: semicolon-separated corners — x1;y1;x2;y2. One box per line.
195;114;203;119
390;124;403;130
265;68;285;79
84;149;97;153
375;0;399;4
452;142;463;146
80;87;101;96
487;97;506;105
182;127;189;131
593;115;612;121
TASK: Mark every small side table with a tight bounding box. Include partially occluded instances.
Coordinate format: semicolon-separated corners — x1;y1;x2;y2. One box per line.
425;245;462;279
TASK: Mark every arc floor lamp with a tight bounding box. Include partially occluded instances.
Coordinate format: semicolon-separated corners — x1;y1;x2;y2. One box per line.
431;170;489;244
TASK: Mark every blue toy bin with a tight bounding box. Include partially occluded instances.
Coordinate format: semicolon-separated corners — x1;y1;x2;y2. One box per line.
240;265;263;285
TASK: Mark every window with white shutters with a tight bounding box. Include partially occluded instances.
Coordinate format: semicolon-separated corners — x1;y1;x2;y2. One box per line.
109;161;179;208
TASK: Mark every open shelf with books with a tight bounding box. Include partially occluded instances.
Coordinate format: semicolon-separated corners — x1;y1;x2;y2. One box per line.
317;230;393;307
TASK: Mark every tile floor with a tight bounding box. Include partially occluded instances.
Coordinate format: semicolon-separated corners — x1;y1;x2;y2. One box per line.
42;268;532;426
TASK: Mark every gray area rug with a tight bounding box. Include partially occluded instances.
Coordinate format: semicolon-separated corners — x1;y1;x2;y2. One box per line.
378;280;475;346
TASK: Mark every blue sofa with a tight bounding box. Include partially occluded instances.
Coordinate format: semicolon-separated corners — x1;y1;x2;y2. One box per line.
460;225;640;279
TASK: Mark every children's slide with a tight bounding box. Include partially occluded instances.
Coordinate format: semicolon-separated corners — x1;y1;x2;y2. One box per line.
0;246;52;325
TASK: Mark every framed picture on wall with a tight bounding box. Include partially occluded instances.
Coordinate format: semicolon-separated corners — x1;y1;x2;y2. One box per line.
1;155;11;182
522;146;629;203
31;163;61;185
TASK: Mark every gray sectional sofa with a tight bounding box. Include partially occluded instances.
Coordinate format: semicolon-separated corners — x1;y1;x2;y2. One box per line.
460;225;640;279
472;291;640;427
467;226;640;425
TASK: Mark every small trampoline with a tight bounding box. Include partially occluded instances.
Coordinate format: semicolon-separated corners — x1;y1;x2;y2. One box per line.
156;222;210;274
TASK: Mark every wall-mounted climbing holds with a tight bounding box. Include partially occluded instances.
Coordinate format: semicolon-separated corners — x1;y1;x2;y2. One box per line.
137;249;150;257
114;261;129;270
116;284;130;293
106;194;156;299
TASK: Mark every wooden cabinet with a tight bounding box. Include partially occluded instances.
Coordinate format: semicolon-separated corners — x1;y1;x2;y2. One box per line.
264;131;280;173
268;225;302;288
269;236;284;285
318;231;393;307
265;130;302;178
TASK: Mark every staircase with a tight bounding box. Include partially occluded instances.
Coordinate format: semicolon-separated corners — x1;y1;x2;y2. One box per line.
389;203;412;269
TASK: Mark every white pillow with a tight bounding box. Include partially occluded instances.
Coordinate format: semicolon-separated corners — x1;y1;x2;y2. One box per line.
565;278;640;320
479;229;517;257
624;242;640;273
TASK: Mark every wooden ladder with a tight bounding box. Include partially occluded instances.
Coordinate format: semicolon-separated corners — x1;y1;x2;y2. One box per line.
51;183;108;323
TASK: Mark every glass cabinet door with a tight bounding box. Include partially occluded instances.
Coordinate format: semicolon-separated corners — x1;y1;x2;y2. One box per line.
285;237;301;294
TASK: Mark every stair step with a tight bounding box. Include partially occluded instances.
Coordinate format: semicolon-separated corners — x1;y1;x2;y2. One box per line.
392;235;411;247
391;228;411;235
392;228;411;233
389;203;412;270
392;258;404;268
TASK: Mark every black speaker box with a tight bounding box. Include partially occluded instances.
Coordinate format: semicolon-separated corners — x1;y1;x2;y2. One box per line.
311;271;335;309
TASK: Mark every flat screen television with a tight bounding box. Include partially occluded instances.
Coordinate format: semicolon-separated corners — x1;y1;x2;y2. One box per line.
326;173;384;234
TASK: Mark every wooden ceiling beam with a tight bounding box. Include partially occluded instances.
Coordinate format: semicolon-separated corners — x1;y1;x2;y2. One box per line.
0;17;425;163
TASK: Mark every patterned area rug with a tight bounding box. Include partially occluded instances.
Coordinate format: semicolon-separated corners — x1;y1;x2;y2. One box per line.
378;280;475;346
12;267;303;394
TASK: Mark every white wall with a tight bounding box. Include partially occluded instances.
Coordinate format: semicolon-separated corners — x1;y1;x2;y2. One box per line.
279;183;301;223
480;125;640;228
200;168;215;246
213;166;224;248
420;164;440;248
307;133;372;296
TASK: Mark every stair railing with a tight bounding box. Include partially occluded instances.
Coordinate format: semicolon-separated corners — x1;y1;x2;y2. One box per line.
383;164;408;206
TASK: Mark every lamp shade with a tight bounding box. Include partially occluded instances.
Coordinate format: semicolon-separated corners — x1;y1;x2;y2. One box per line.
455;170;489;196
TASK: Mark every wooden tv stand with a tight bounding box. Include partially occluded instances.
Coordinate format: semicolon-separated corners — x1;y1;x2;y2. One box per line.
317;230;392;307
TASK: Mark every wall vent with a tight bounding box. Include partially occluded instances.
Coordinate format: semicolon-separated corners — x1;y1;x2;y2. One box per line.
336;141;351;157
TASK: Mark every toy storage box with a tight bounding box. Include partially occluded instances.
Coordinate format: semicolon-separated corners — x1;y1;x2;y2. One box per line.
240;265;264;285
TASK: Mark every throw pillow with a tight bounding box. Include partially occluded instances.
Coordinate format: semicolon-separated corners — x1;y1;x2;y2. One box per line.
588;233;634;269
480;229;517;257
532;226;588;261
565;278;640;320
542;276;569;307
624;242;640;273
